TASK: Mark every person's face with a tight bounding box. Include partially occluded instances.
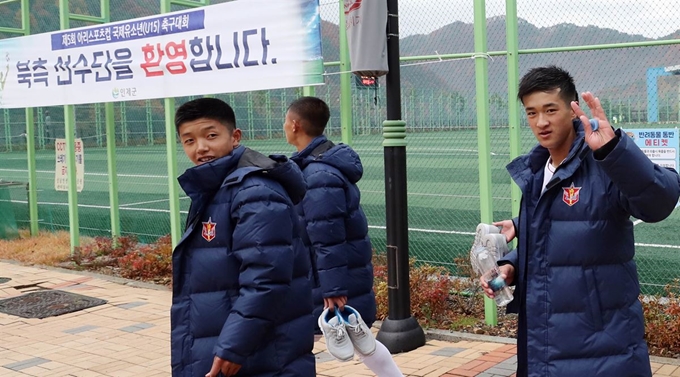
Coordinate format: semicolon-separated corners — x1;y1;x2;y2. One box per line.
522;89;576;152
283;110;300;146
178;118;241;166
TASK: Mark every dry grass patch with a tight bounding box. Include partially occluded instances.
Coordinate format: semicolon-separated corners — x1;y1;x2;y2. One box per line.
0;230;90;265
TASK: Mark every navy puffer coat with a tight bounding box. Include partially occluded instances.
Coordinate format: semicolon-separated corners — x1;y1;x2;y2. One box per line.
291;136;376;329
171;145;315;377
500;121;680;377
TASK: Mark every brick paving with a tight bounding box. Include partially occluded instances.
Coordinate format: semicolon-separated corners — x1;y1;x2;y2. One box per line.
1;261;678;377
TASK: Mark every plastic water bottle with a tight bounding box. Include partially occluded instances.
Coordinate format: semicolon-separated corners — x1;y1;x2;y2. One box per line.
477;248;513;307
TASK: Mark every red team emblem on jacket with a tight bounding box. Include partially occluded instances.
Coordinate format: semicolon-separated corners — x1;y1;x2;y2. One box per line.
202;217;216;242
345;0;362;14
562;183;581;206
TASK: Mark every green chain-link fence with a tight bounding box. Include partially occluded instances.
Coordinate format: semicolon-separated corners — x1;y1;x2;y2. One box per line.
1;0;679;294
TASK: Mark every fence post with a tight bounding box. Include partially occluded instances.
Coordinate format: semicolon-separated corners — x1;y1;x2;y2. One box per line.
338;0;353;145
37;108;45;150
473;0;498;326
75;0;120;240
105;102;120;239
120;101;128;146
506;0;522;246
3;109;10;152
146;99;154;145
265;91;272;139
430;92;436;130
163;96;181;247
95;103;103;147
439;92;443;129
322;88;332;135
161;0;209;247
25;108;38;235
280;90;287;137
245;92;252;139
58;0;81;252
1;0;40;235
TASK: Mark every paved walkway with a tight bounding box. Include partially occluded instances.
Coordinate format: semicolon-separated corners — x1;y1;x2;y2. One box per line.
0;261;678;377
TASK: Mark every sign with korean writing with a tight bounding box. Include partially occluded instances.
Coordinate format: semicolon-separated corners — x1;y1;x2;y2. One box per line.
623;128;679;171
55;139;84;192
0;0;324;108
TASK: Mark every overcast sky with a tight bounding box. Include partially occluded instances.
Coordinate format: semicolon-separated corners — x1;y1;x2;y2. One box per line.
320;0;679;39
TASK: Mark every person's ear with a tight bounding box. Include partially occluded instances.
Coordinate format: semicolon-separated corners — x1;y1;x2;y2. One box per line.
232;128;242;147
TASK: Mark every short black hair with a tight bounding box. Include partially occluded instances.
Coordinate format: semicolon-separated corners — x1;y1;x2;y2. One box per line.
518;66;578;106
287;96;330;137
175;98;236;132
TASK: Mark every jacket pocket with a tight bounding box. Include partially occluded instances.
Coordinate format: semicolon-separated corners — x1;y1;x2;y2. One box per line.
584;267;604;330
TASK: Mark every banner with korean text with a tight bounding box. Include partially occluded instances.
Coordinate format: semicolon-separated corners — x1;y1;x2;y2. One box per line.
0;0;324;108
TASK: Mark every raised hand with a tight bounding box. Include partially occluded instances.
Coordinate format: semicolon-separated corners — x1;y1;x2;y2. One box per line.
571;92;616;151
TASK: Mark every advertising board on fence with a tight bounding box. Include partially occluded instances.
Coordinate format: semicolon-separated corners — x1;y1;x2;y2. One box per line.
55;138;84;192
623;127;680;207
623;128;679;171
0;0;324;108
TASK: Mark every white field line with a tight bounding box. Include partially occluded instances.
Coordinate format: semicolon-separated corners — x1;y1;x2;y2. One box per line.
0;168;167;179
119;197;190;207
363;190;512;201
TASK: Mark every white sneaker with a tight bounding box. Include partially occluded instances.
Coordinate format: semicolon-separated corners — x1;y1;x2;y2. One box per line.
339;305;376;356
470;223;501;275
318;308;355;362
480;233;509;260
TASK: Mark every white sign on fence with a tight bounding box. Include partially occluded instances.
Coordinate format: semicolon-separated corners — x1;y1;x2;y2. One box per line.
55;138;84;192
0;0;324;108
623;128;679;171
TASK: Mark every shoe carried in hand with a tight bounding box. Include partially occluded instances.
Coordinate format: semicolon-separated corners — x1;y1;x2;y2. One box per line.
480;233;509;260
337;305;376;356
470;223;501;275
318;307;355;362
